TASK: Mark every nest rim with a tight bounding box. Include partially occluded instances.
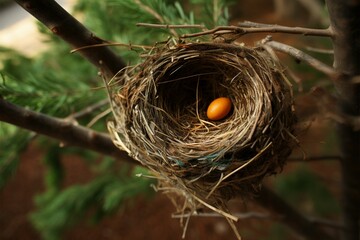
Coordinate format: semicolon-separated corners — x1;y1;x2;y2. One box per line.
109;41;297;207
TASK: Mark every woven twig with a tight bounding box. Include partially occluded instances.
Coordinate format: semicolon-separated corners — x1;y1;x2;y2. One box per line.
108;40;296;228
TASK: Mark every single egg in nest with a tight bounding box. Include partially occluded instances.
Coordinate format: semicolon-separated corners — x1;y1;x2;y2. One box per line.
207;97;232;121
107;41;297;223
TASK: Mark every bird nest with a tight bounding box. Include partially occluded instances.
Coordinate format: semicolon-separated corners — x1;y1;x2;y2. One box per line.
108;41;296;222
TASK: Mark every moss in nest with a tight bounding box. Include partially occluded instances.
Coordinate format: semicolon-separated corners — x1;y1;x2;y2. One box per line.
108;41;297;223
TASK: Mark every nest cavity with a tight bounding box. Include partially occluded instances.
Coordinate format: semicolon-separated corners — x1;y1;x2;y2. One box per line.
108;42;296;211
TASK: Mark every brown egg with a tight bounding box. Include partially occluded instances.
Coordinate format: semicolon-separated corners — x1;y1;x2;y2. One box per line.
206;97;232;121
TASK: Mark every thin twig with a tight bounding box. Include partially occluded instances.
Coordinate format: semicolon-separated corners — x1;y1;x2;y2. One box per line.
238;21;280;28
173;211;344;231
262;38;337;78
238;21;332;37
306;46;334;55
181;24;333;39
0;97;134;164
136;23;205;29
67;99;109;120
172;211;272;220
189;194;238;222
86;108;112;128
134;0;178;37
70;42;153;53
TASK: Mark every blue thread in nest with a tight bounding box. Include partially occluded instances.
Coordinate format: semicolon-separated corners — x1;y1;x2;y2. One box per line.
192;152;234;170
169;157;185;167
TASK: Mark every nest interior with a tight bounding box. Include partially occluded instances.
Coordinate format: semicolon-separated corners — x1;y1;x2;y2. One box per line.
109;42;296;209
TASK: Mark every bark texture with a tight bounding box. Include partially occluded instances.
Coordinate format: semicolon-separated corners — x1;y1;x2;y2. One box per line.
0;98;134;164
14;0;126;79
326;1;360;240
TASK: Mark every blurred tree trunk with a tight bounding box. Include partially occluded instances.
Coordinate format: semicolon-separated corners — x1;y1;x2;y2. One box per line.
326;1;360;240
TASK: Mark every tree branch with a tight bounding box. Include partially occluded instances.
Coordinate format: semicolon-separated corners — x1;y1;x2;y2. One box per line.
181;23;333;39
238;20;332;35
0;97;134;164
325;1;360;240
14;0;126;79
136;22;205;29
261;38;337;78
172;211;272;220
255;186;335;240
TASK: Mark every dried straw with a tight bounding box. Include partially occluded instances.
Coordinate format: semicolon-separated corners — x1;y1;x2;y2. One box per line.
107;41;296;224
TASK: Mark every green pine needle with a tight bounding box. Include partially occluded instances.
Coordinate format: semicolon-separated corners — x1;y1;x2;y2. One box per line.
0;125;32;189
31;167;155;240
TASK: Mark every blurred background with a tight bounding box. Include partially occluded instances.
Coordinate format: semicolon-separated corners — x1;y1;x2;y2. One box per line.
0;0;340;239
